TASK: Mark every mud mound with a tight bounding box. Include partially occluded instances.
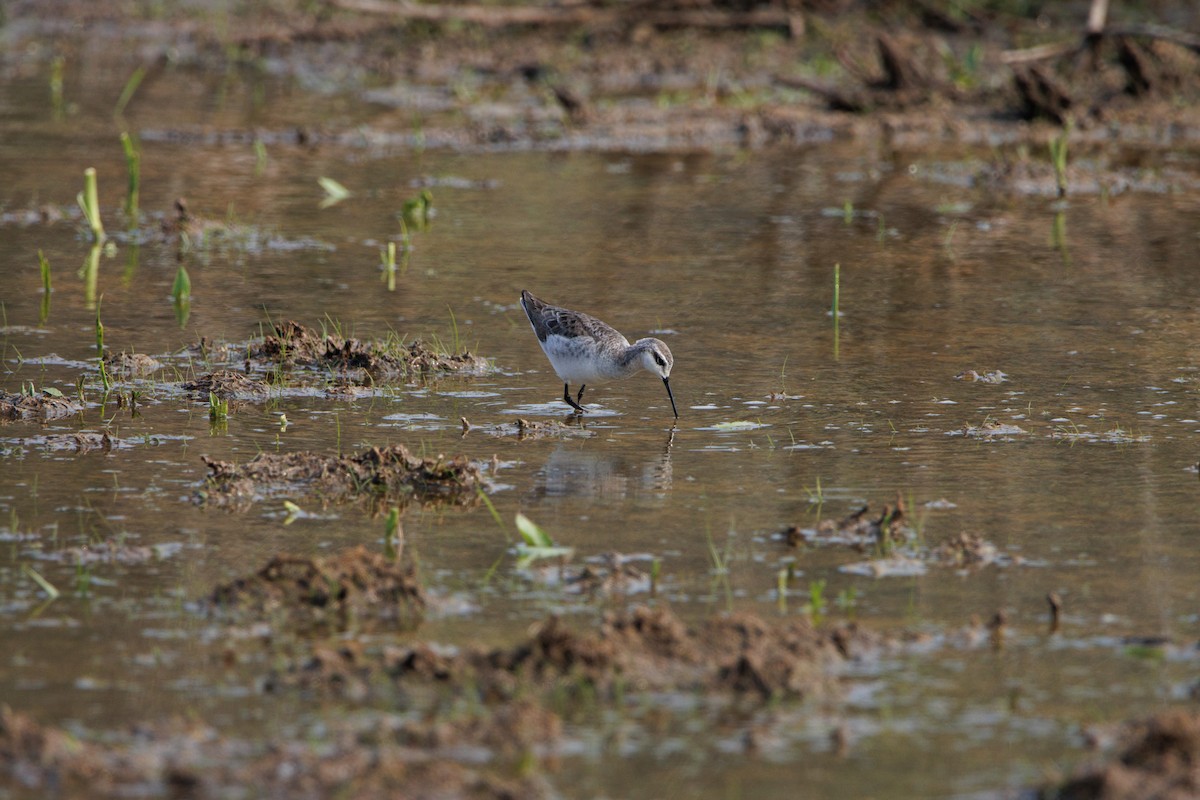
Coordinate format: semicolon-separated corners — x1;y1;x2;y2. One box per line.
182;370;270;401
197;444;484;508
785;495;908;549
253;320;489;379
210;545;425;630
1046;708;1200;799
102;351;163;377
0;707;551;799
0;390;81;422
287;605;892;702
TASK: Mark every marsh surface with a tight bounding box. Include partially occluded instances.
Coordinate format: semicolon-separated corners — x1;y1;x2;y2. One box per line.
3;5;1200;798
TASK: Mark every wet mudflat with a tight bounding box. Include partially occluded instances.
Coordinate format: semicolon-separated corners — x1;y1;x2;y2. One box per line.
3;3;1200;798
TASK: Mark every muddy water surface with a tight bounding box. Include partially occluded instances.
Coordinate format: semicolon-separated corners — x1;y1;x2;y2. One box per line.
3;53;1200;798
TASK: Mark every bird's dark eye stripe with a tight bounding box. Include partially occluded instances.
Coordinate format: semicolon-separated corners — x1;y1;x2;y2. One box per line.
654;354;665;366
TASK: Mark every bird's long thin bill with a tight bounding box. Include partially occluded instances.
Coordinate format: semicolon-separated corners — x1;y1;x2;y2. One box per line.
663;377;678;418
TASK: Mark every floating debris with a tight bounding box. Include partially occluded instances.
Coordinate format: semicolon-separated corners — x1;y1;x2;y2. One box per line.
54;538;173;565
473;418;594;440
1051;425;1150;444
951;421;1027;439
955;369;1008;384
197;445;484;508
840;555;927;578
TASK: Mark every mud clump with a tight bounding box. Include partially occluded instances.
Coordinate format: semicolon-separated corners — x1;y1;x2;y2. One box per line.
0;390;81;422
253;320;489;379
1044;708;1200;799
210;545;425;631
182;370;270;401
785;495;908;550
197;444;484;508
0;706;551;799
782;497;1007;577
934;531;999;568
289;605;892;703
467;417;595;440
103;351;163;377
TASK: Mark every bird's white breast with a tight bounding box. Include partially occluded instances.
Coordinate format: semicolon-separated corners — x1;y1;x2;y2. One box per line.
539;333;629;384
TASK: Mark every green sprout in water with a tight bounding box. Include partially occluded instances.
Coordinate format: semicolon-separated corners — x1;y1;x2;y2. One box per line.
114;65;146;119
282;500;303;526
776;565;791;613
208;392;229;422
514;512;573;567
253;138;268;176
401;189;433;232
380;240;407;291
120;132;140;221
804;578;827;622
77;167;105;242
172;265;191;327
50;55;66;120
383;507;403;561
172;266;191;302
94;297;106;368
831;263;840;360
317;176;351;209
37;250;51;324
23;564;60;600
1049;122;1071;198
835;586;860;619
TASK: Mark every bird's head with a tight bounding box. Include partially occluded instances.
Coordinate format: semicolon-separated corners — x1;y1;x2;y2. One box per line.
635;338;674;379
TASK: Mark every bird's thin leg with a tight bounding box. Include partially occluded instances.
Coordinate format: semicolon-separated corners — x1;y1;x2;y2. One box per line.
563;383;586;413
576;385;587;404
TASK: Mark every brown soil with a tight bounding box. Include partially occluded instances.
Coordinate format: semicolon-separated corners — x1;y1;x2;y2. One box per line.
24;431;121;453
102;351;163;377
561;552;652;596
0;554;903;798
0;390;81;422
785;494;908;550
209;545;425;631
933;531;1000;568
784;496;1005;573
197;444;485;508
0;706;551;800
283;604;893;702
1045;708;1200;799
182;369;271;401
9;3;1200;181
253;320;490;380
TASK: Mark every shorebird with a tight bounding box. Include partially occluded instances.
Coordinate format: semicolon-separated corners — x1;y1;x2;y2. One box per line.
520;290;678;418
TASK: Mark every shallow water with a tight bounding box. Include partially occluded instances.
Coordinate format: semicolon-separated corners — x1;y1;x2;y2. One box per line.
3;40;1200;798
